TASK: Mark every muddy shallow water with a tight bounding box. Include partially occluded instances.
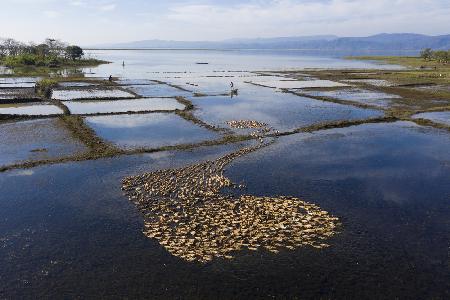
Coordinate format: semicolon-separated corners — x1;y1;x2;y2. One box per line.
0;118;87;167
0;122;449;298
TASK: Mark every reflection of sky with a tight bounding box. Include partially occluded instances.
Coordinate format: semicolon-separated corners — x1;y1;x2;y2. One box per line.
0;104;63;116
86;113;175;128
227;121;450;206
65;98;184;115
128;84;191;97
0;119;87;167
83;49;401;79
191;83;383;131
85;113;219;149
300;88;401;108
413;112;450;126
52;89;134;101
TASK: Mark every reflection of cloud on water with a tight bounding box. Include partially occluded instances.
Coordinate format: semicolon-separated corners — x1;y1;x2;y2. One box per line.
8;170;35;177
66;98;184;114
230;121;450;205
86;113;172;128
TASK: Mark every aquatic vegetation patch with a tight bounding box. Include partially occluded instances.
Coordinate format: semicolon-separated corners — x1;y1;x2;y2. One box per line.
122;144;340;263
58;82;98;88
342;79;395;87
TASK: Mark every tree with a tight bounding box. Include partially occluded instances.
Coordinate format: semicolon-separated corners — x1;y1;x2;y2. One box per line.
34;44;50;58
65;45;84;60
0;44;6;57
2;38;24;56
420;48;433;61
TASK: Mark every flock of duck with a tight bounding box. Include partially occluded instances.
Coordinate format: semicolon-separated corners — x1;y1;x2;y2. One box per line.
122;125;340;263
226;119;279;140
226;120;269;129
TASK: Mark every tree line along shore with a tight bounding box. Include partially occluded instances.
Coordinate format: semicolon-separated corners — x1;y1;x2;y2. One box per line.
0;38;107;72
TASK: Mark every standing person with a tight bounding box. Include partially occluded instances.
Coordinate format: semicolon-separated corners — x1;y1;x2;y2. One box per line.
122;61;125;67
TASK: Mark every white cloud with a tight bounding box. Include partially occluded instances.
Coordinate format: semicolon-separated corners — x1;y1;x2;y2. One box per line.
70;0;86;6
43;10;60;18
99;3;116;11
1;0;449;44
160;0;450;39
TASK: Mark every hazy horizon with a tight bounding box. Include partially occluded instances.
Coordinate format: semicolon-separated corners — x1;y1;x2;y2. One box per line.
1;0;450;45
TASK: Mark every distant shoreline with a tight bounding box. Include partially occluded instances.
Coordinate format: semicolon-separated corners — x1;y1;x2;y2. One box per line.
85;48;420;52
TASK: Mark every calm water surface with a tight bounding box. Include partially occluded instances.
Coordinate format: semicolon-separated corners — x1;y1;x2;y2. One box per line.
1;123;449;298
83;49;403;79
1;50;449;299
85;113;220;149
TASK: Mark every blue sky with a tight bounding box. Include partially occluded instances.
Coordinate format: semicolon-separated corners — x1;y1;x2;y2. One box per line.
1;0;449;45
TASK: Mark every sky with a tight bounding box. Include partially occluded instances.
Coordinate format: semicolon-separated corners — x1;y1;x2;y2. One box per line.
1;0;449;45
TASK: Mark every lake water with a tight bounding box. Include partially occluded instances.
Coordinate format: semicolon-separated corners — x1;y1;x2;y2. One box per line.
1;49;449;299
83;49;402;79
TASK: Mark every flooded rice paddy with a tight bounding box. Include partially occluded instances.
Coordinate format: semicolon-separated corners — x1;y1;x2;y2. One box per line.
0;88;37;101
299;88;401;108
0;118;87;167
126;83;192;97
249;79;349;89
85;113;220;149
58;82;99;88
64;98;185;115
0;103;63;116
190;84;383;131
342;79;395;87
412;111;450;126
0;49;449;298
0;82;37;88
52;88;135;101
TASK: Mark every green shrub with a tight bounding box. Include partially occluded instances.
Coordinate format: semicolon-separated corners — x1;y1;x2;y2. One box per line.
35;78;59;98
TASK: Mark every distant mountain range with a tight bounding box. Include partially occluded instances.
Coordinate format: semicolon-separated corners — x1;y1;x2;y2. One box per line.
92;33;450;50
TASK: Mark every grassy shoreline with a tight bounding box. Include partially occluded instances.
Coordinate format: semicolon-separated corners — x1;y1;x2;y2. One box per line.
345;55;449;84
346;55;448;68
